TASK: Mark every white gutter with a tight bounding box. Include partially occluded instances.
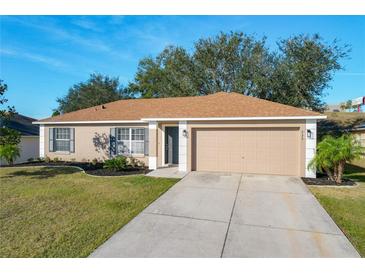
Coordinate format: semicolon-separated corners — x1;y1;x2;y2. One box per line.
32;120;146;125
141;116;327;122
33;116;326;124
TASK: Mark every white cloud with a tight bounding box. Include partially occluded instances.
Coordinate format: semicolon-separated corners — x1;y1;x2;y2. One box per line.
71;17;101;31
0;47;67;68
3;16;130;60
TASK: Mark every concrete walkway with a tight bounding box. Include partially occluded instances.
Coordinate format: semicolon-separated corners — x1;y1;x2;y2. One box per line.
146;166;188;179
90;172;360;258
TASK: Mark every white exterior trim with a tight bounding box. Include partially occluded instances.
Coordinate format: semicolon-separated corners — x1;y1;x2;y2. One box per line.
161;125;168;167
148;156;157;170
305;119;317;178
142;116;326;122
148;121;157;170
39;125;45;158
34;116;326;125
178;121;188;172
33;120;146;125
148;121;157;130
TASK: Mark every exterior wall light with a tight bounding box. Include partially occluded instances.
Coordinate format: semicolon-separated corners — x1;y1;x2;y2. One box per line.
182;129;188;137
307;129;313;139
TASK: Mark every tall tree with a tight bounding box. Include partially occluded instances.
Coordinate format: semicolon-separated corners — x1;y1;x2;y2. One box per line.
55;73;127;114
0;80;21;157
269;34;349;111
128;46;197;98
128;32;348;111
0;80;16;120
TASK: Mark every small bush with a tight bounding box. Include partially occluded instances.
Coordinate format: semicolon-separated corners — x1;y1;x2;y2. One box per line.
104;156;128;171
70;158;76;162
37;157;44;162
53;157;60;162
0;144;20;165
309;134;364;184
128;157;146;169
128;157;139;168
44;156;51;163
27;158;34;162
91;158;98;166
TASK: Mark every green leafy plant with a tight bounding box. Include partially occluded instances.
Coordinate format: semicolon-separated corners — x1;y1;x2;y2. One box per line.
0;128;21;146
104;156;128;171
91;158;98;166
44;156;51;163
128;157;145;168
0;144;20;165
309;134;364;184
27;158;34;162
53;157;60;162
127;32;348;111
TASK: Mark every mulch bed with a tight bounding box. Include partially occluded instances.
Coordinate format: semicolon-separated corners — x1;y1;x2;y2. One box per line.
2;161;149;177
85;168;149;176
302;175;356;186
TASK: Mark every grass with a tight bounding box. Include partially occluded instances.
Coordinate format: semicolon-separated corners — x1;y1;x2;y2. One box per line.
324;112;365;122
0;166;178;258
309;159;365;257
318;112;365;139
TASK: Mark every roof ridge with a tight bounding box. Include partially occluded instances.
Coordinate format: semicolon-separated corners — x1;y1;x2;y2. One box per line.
39;91;323;122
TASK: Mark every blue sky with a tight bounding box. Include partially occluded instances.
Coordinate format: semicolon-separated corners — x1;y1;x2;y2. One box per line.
1;15;364;119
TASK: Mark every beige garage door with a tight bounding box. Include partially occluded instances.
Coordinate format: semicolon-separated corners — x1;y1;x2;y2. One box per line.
193;128;300;176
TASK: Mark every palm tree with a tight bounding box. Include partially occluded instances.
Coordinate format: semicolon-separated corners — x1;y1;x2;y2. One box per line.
0;144;20;166
309;134;364;184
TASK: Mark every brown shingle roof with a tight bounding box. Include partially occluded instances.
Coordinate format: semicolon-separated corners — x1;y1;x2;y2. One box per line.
39;92;323;122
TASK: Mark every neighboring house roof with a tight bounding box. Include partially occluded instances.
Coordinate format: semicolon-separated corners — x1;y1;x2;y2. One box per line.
37;92;324;124
1;114;39;136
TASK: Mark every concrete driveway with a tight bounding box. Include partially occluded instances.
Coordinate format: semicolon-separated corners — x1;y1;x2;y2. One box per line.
90;172;360;258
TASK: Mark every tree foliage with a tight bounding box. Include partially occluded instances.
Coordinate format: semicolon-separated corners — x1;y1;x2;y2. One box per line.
0;80;21;149
308;134;363;184
0;144;20;165
55;73;128;114
0;80;16;120
128;32;348;111
0;128;21;146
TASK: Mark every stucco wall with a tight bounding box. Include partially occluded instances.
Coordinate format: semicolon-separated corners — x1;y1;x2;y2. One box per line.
43;123;148;164
0;136;39;165
352;130;365;158
41;119;309;175
352;131;365;147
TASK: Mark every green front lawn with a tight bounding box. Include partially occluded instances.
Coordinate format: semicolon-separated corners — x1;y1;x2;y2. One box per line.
309;159;365;257
0;166;178;258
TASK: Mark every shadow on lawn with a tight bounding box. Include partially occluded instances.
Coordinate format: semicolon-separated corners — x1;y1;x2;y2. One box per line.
3;167;80;179
345;163;365;183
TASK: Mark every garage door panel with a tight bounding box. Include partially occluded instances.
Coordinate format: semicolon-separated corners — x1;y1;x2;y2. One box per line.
194;128;300;176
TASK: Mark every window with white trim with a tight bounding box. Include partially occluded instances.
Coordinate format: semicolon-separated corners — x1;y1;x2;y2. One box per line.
116;128;145;155
55;128;70;152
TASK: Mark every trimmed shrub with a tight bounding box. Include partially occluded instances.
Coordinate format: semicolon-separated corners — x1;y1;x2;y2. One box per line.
0;144;20;165
104;156;128;171
309;134;364;184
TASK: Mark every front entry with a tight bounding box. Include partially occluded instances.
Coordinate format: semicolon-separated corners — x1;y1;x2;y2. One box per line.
165;127;179;165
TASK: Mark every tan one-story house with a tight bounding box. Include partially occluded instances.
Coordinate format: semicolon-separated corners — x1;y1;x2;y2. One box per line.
34;92;326;178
